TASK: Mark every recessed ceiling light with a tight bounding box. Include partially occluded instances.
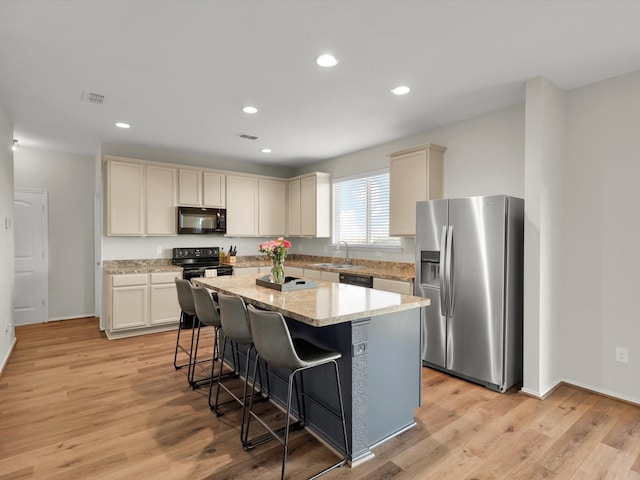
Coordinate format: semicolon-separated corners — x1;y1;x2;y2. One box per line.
261;148;272;153
115;122;130;129
242;106;258;114
391;86;411;96
316;54;339;67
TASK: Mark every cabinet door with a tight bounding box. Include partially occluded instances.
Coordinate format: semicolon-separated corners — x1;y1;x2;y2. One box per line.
320;271;339;283
178;168;202;206
146;165;177;235
300;176;317;236
233;266;260;276
389;144;445;237
390;150;427;237
259;179;286;236
373;277;413;295
226;175;259;236
150;283;180;325
112;285;148;330
287;179;301;236
108;161;144;235
285;266;304;277
203;172;226;207
303;268;322;280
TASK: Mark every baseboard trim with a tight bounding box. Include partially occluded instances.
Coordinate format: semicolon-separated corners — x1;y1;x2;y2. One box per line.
522;379;640;407
0;337;17;379
48;314;96;322
560;379;640;408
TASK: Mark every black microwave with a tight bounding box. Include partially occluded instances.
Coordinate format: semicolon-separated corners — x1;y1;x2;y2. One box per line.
177;207;226;234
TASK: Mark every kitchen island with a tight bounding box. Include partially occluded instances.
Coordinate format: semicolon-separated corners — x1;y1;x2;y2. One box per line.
194;274;430;465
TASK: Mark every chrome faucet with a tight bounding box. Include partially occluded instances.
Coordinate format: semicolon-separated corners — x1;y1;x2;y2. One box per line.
336;241;351;265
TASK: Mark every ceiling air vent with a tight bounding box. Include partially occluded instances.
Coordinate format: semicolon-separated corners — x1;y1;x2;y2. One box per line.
81;90;105;105
237;133;258;140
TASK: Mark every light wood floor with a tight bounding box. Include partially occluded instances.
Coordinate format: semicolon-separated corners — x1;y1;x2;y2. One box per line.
2;318;640;479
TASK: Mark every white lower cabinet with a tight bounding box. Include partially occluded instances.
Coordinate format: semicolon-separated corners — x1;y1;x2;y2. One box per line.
320;271;340;282
285;266;304;277
372;278;413;295
233;266;260;276
106;271;181;339
303;269;322;280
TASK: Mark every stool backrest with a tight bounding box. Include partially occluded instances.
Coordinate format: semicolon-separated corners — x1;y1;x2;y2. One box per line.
217;293;253;345
247;305;304;370
175;278;196;316
191;285;221;328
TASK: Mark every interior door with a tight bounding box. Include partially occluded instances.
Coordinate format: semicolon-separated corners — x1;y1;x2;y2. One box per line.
13;189;48;325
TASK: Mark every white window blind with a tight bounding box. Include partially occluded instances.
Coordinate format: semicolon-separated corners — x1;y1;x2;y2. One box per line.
333;170;400;247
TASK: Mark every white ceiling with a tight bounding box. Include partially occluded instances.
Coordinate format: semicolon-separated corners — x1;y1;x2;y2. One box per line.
1;1;640;167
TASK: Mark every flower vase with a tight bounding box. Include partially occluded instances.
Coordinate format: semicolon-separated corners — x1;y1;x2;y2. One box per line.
270;258;285;284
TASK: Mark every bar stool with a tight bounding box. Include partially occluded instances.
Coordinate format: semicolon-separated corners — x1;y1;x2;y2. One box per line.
173;279;198;380
246;305;349;480
190;285;237;399
214;293;268;448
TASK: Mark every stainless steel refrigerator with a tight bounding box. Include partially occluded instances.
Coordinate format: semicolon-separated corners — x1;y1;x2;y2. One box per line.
415;195;524;392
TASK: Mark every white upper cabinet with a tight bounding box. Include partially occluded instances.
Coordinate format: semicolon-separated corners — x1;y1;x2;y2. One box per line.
106;157;178;236
226;175;259;236
203;172;226;208
146;165;177;235
258;178;286;236
178;168;202;206
287;172;331;238
107;160;145;236
287;179;302;236
105;156;327;238
389;143;446;236
178;169;226;207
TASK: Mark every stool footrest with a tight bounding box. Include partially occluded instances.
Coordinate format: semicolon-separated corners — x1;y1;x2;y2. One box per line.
243;419;304;450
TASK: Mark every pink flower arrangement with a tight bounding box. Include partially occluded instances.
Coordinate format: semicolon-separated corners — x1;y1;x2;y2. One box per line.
258;237;292;262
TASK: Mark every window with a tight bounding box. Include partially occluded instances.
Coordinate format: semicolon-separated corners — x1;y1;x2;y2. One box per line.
333;169;400;247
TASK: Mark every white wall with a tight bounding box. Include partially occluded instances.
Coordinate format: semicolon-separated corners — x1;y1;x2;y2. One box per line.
100;106;525;265
0;102;16;371
294;104;525;262
522;77;566;397
561;70;640;403
13;148;95;320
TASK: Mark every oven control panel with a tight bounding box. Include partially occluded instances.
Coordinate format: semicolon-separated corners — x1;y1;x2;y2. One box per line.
173;247;220;259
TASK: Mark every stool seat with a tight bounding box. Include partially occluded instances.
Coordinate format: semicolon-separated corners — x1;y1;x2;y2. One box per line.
214;293;269;448
190;284;235;393
247;304;348;480
173;278;198;378
291;338;341;368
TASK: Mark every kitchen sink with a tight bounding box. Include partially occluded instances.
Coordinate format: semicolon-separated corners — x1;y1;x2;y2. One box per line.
311;263;359;269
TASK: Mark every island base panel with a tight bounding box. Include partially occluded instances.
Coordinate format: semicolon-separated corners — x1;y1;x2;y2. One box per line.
223;308;421;464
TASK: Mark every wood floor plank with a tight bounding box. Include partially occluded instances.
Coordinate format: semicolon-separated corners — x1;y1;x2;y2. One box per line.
2;318;640;479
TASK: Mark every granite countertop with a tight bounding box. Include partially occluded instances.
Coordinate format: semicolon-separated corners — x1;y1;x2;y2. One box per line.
102;259;182;275
102;255;415;281
194;275;429;327
229;254;416;282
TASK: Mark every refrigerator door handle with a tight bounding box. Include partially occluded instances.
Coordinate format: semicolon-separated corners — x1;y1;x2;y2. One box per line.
439;226;448;316
446;226;454;316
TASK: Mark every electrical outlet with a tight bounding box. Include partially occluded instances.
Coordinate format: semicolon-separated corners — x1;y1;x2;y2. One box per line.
155;246;162;255
615;346;628;363
352;342;367;357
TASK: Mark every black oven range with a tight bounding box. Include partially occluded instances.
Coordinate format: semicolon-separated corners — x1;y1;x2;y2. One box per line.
172;247;233;281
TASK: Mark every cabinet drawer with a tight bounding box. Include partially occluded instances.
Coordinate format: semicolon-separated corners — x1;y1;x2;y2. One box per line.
112;274;148;287
150;271;182;284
